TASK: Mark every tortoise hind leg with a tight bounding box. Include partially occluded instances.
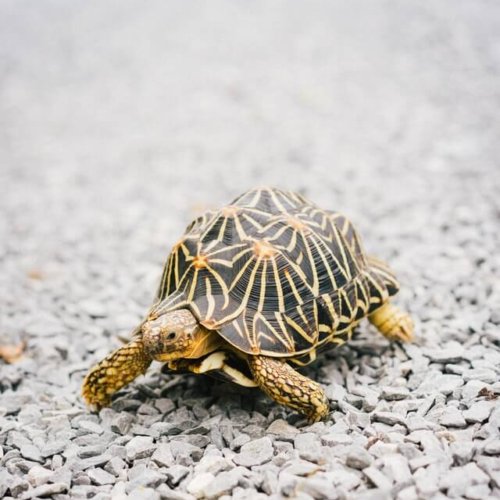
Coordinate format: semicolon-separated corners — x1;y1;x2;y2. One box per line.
82;337;152;409
248;356;329;423
369;302;413;342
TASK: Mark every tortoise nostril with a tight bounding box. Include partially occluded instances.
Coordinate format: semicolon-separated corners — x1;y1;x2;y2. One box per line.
166;332;176;341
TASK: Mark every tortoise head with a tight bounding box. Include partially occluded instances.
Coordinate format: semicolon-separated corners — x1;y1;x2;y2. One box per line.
142;309;215;361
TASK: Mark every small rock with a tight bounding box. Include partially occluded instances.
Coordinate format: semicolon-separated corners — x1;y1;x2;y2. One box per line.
463;368;497;384
128;465;165;488
151;443;174;467
20;444;42;463
231;433;251;451
381;387;410;401
465;483;492;499
484;439;500;455
104;456;127;477
294;433;323;463
267;419;299;441
283;459;319;477
41;440;67;458
20;482;67;499
27;465;53;487
111;413;135;435
77;420;104;434
10;477;30;497
463;401;494;423
298;475;336;499
170;440;203;464
363;466;392;490
155;398;176;414
418;374;464;395
187;472;215;498
439;407;467;427
125;436;155;461
165;465;190;486
440;463;489;497
461;380;491;401
425;344;465;363
450;441;474;466
382;454;412;485
233;437;273;467
372;412;406;426
87;468;116;486
195;455;232;475
202;469;242;499
346;447;373;470
128;486;161;500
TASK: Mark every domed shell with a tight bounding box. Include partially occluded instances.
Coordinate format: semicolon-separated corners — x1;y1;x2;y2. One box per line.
152;187;398;356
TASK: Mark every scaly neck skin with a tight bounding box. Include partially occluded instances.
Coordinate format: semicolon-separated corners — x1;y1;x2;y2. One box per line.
186;325;225;359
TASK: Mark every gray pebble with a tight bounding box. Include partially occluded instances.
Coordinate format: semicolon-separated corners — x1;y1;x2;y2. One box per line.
187;472;215;498
418;374;464;395
297;475;336;499
104;456;127;477
27;465;53;487
41;440;68;458
439;407;467;427
233;437;274;467
125;436;155;461
267;419;299;441
151;443;174;467
195;455;232;475
463;401;494;423
87;468;116;486
450;441;474;466
170;440;203;464
372;412;406;427
294;433;323;463
363;467;392;491
111;413;135;435
10;476;30;497
128;464;166;488
77;420;104;434
484;439;500;456
439;463;490;497
19;444;42;463
463;368;497;384
20;482;68;499
382;454;412;485
425;344;465;363
128;486;161;500
231;433;251;451
345;447;373;470
76;453;113;471
165;465;190;486
200;469;242;499
381;387;410;401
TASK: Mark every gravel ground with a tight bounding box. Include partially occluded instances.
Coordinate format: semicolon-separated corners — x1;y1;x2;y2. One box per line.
1;1;500;499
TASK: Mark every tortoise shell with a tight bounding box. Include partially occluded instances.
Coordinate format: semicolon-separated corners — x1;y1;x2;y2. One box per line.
149;187;399;357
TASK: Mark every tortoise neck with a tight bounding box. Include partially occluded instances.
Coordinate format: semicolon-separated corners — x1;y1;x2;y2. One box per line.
186;325;225;359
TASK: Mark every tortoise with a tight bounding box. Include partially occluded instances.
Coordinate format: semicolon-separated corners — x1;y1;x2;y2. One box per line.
82;187;413;422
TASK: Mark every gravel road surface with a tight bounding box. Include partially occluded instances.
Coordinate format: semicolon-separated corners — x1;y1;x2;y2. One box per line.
1;1;500;499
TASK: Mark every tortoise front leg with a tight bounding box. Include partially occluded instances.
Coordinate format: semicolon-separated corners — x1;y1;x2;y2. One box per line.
248;356;329;422
82;337;152;409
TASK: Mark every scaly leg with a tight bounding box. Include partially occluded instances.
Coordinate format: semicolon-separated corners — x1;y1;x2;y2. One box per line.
248;356;329;422
369;302;413;342
82;337;152;409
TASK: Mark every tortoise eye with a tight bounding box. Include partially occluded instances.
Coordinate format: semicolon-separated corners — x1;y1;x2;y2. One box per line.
166;332;176;341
